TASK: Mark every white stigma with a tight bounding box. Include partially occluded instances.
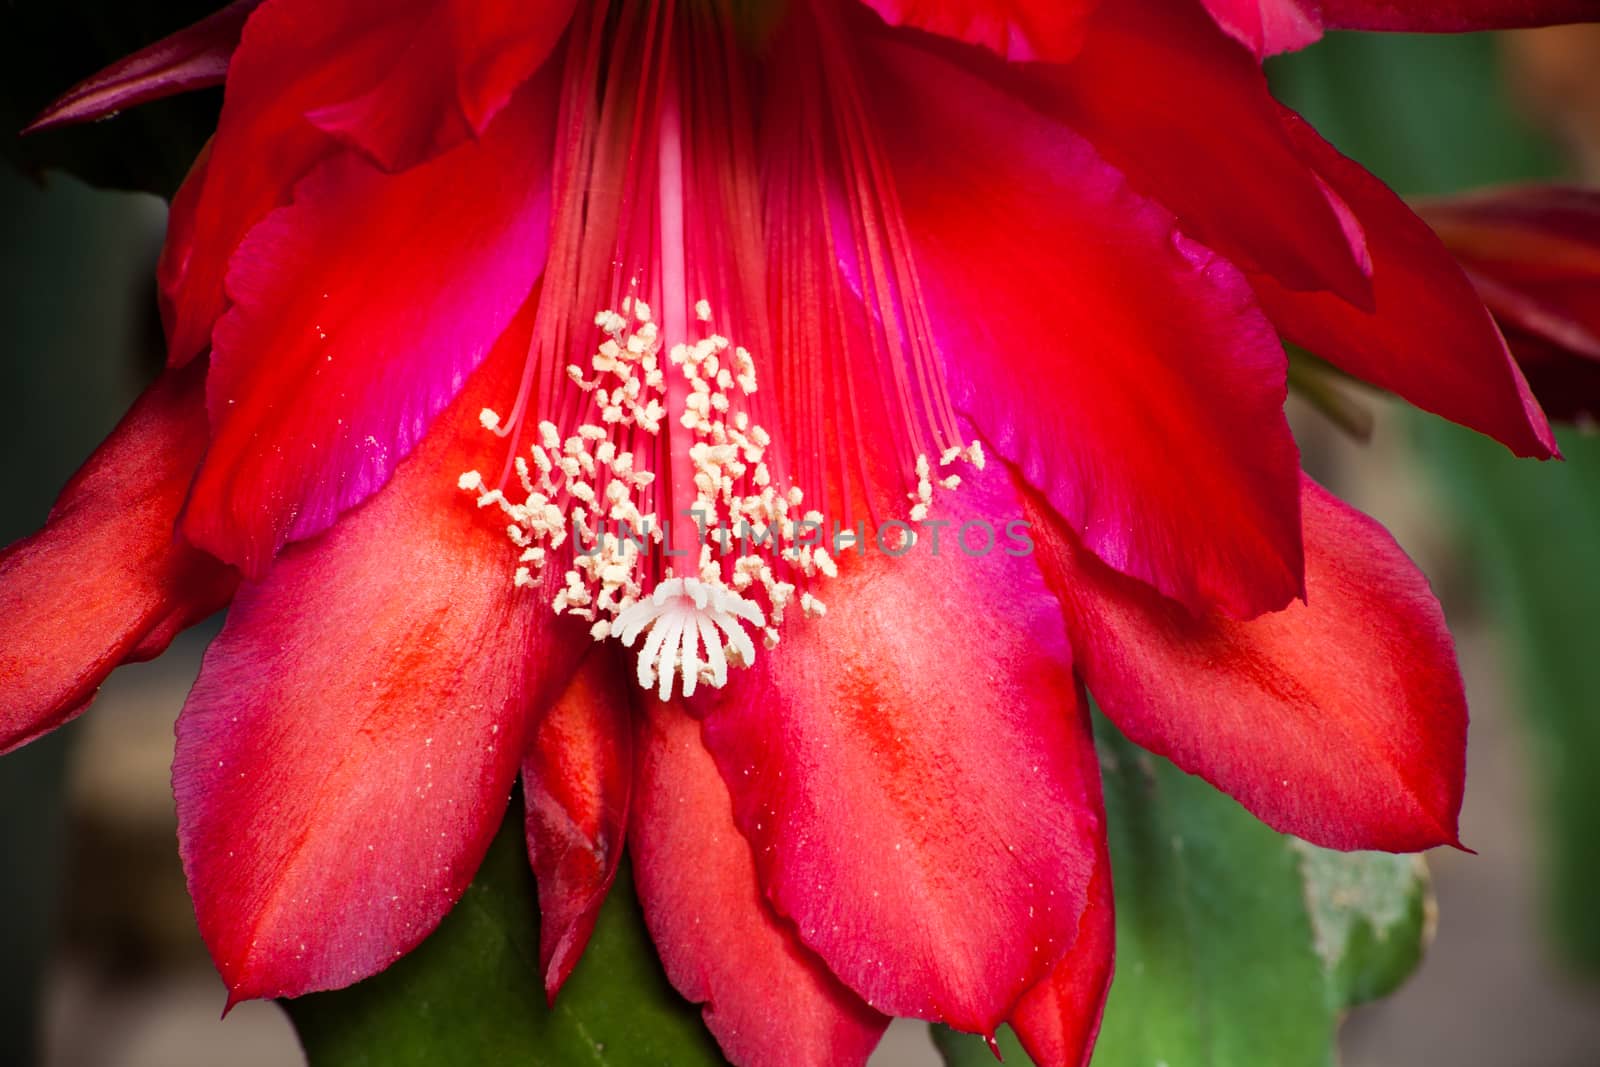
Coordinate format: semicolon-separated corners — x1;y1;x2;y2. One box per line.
614;578;764;701
462;295;984;703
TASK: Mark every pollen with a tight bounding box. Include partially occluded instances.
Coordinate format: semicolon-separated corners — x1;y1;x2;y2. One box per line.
461;298;985;702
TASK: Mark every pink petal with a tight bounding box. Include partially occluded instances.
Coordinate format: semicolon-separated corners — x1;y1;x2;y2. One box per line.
1254;112;1558;459
856;0;1101;61
0;363;235;754
180;75;557;578
698;459;1103;1033
1200;0;1323;56
1032;0;1373;304
307;0;574;171
1322;0;1600;31
161;0;438;365
631;697;888;1067
523;649;633;1001
25;0;263;133
1031;475;1467;853
1198;0;1599;55
864;35;1305;620
174;304;587;1003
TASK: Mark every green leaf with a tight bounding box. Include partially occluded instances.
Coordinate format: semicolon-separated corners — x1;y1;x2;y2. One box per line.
286;804;726;1067
1293;844;1431;1008
2;0;223;197
935;717;1431;1067
1419;419;1600;973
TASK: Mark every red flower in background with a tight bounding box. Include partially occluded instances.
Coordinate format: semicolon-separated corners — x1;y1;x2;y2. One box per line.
4;1;1595;1064
1419;185;1600;423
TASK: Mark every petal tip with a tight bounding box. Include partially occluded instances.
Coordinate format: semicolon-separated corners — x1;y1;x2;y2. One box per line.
20;110;66;137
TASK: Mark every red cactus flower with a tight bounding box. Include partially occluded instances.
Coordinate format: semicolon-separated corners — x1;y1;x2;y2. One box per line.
5;1;1594;1064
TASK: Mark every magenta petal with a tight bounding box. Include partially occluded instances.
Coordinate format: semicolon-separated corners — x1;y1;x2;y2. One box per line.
25;0;263;133
174;324;584;1003
864;36;1305;620
1322;0;1600;31
698;459;1102;1033
1199;0;1599;55
1200;0;1322;55
181;74;557;577
856;0;1101;61
632;698;889;1067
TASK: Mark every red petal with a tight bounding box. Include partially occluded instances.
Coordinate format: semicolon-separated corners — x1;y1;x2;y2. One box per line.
159;142;213;353
1417;185;1600;361
1199;0;1322;56
699;461;1102;1033
631;697;888;1067
857;0;1100;61
450;0;577;131
161;0;437;364
1011;829;1115;1067
1255;113;1558;459
1031;475;1467;853
307;0;573;171
1199;0;1598;54
1322;0;1600;31
1498;328;1600;423
522;649;633;1001
173;305;586;1003
1033;0;1372;303
1008;680;1114;1067
24;0;262;133
181;75;557;577
0;363;235;755
866;36;1305;619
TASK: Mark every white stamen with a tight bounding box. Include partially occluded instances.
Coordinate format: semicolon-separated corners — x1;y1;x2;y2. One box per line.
615;578;764;700
462;298;981;703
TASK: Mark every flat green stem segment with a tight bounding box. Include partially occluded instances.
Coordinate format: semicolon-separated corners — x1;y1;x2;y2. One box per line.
287;806;724;1067
936;715;1429;1067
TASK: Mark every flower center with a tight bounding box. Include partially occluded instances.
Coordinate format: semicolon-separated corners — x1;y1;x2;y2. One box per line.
460;299;982;700
458;0;983;701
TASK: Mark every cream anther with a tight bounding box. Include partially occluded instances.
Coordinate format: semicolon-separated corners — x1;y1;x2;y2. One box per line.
465;298;977;702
